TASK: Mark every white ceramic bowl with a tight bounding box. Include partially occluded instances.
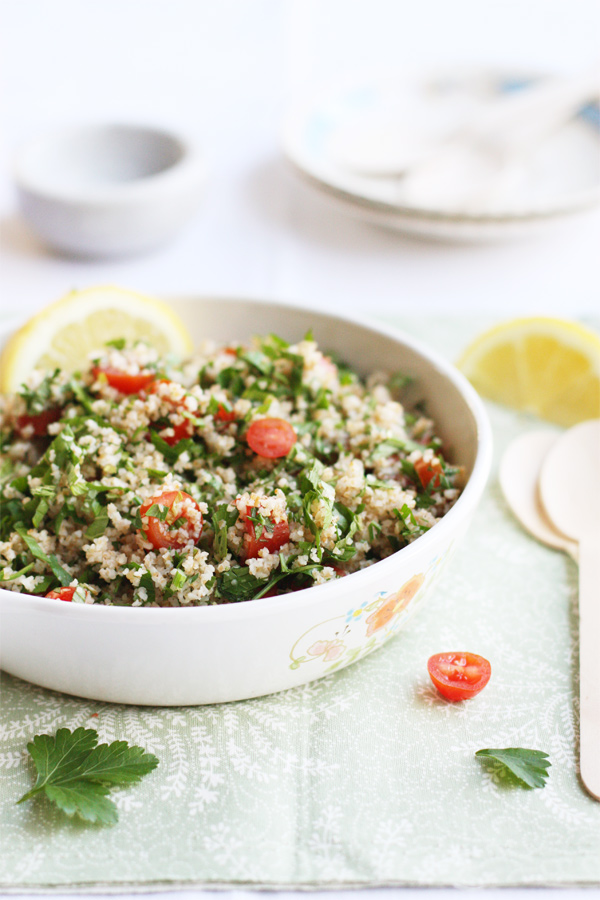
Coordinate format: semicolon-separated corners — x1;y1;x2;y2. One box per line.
0;297;493;705
14;124;206;258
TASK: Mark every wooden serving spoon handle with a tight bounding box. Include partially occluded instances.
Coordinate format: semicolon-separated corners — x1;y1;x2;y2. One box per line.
579;531;600;801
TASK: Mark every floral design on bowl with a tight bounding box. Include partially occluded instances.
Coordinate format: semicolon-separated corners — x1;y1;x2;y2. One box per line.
289;571;427;674
364;573;424;637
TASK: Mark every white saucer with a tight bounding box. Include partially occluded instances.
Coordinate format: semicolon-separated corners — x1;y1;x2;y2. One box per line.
282;68;600;240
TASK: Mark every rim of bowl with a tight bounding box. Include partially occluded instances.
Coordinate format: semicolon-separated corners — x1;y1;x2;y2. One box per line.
0;295;493;621
13;123;206;205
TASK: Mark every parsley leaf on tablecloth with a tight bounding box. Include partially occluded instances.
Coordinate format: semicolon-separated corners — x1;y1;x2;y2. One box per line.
475;747;551;788
17;727;159;824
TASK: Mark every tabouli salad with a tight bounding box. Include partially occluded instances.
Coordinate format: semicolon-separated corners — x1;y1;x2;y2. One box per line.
0;332;463;606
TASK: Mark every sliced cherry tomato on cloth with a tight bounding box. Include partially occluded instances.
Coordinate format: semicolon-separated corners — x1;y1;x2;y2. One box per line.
46;586;76;602
241;508;290;559
16;408;61;437
415;457;443;489
92;367;156;395
427;652;491;701
139;490;203;549
246;418;296;459
148;380;194;445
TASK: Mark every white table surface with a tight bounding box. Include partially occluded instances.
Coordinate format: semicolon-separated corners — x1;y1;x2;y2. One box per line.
0;0;599;896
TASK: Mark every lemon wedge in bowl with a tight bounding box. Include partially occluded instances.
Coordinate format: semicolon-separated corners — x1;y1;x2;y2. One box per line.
0;286;194;394
457;316;600;427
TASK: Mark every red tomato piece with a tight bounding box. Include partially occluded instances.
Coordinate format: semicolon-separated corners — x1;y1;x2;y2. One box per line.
148;379;194;445
16;407;61;437
427;652;491;702
215;404;236;423
93;367;156;395
46;586;76;602
139;490;203;549
161;420;193;446
246;418;296;459
414;457;443;489
241;509;290;559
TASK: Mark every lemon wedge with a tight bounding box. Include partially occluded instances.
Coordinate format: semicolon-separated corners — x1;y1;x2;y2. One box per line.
457;316;600;427
0;286;194;394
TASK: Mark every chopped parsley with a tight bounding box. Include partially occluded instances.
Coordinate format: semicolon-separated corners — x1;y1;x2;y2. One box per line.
1;331;462;606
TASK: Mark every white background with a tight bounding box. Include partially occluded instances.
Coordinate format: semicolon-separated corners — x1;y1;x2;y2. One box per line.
1;0;599;321
0;1;599;898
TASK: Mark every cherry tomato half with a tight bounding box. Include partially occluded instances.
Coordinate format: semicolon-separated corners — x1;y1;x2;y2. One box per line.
92;367;156;395
139;490;203;549
427;652;491;702
46;586;76;602
246;418;296;459
149;380;194;445
241;508;290;559
16;408;61;437
414;457;443;489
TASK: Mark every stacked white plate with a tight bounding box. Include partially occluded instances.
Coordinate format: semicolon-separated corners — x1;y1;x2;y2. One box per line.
282;68;600;241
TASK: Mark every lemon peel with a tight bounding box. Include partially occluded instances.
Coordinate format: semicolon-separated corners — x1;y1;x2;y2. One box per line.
0;286;193;394
457;316;600;427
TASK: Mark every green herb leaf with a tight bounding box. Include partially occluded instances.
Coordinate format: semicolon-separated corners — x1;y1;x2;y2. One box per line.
0;562;35;582
18;369;61;415
14;524;71;586
211;504;238;561
17;727;159;825
143;503;169;521
84;504;110;540
69;378;95;413
371;436;423;460
32;496;50;528
216;367;245;397
392;503;429;541
170;569;187;592
368;521;382;542
71;584;90;604
149;431;195;464
66;463;88;497
145;468;168;483
217;566;264;601
0;458;15;489
135;571;156;605
475;748;551;789
327;501;361;562
240;350;274;376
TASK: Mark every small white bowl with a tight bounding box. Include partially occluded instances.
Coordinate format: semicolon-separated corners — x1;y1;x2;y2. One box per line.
14;124;206;258
0;297;493;706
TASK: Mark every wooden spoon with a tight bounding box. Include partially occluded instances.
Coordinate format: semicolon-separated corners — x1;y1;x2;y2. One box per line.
539;419;600;801
499;430;578;560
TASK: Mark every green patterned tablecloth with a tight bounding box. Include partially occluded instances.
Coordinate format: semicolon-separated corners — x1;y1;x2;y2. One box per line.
1;316;599;891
